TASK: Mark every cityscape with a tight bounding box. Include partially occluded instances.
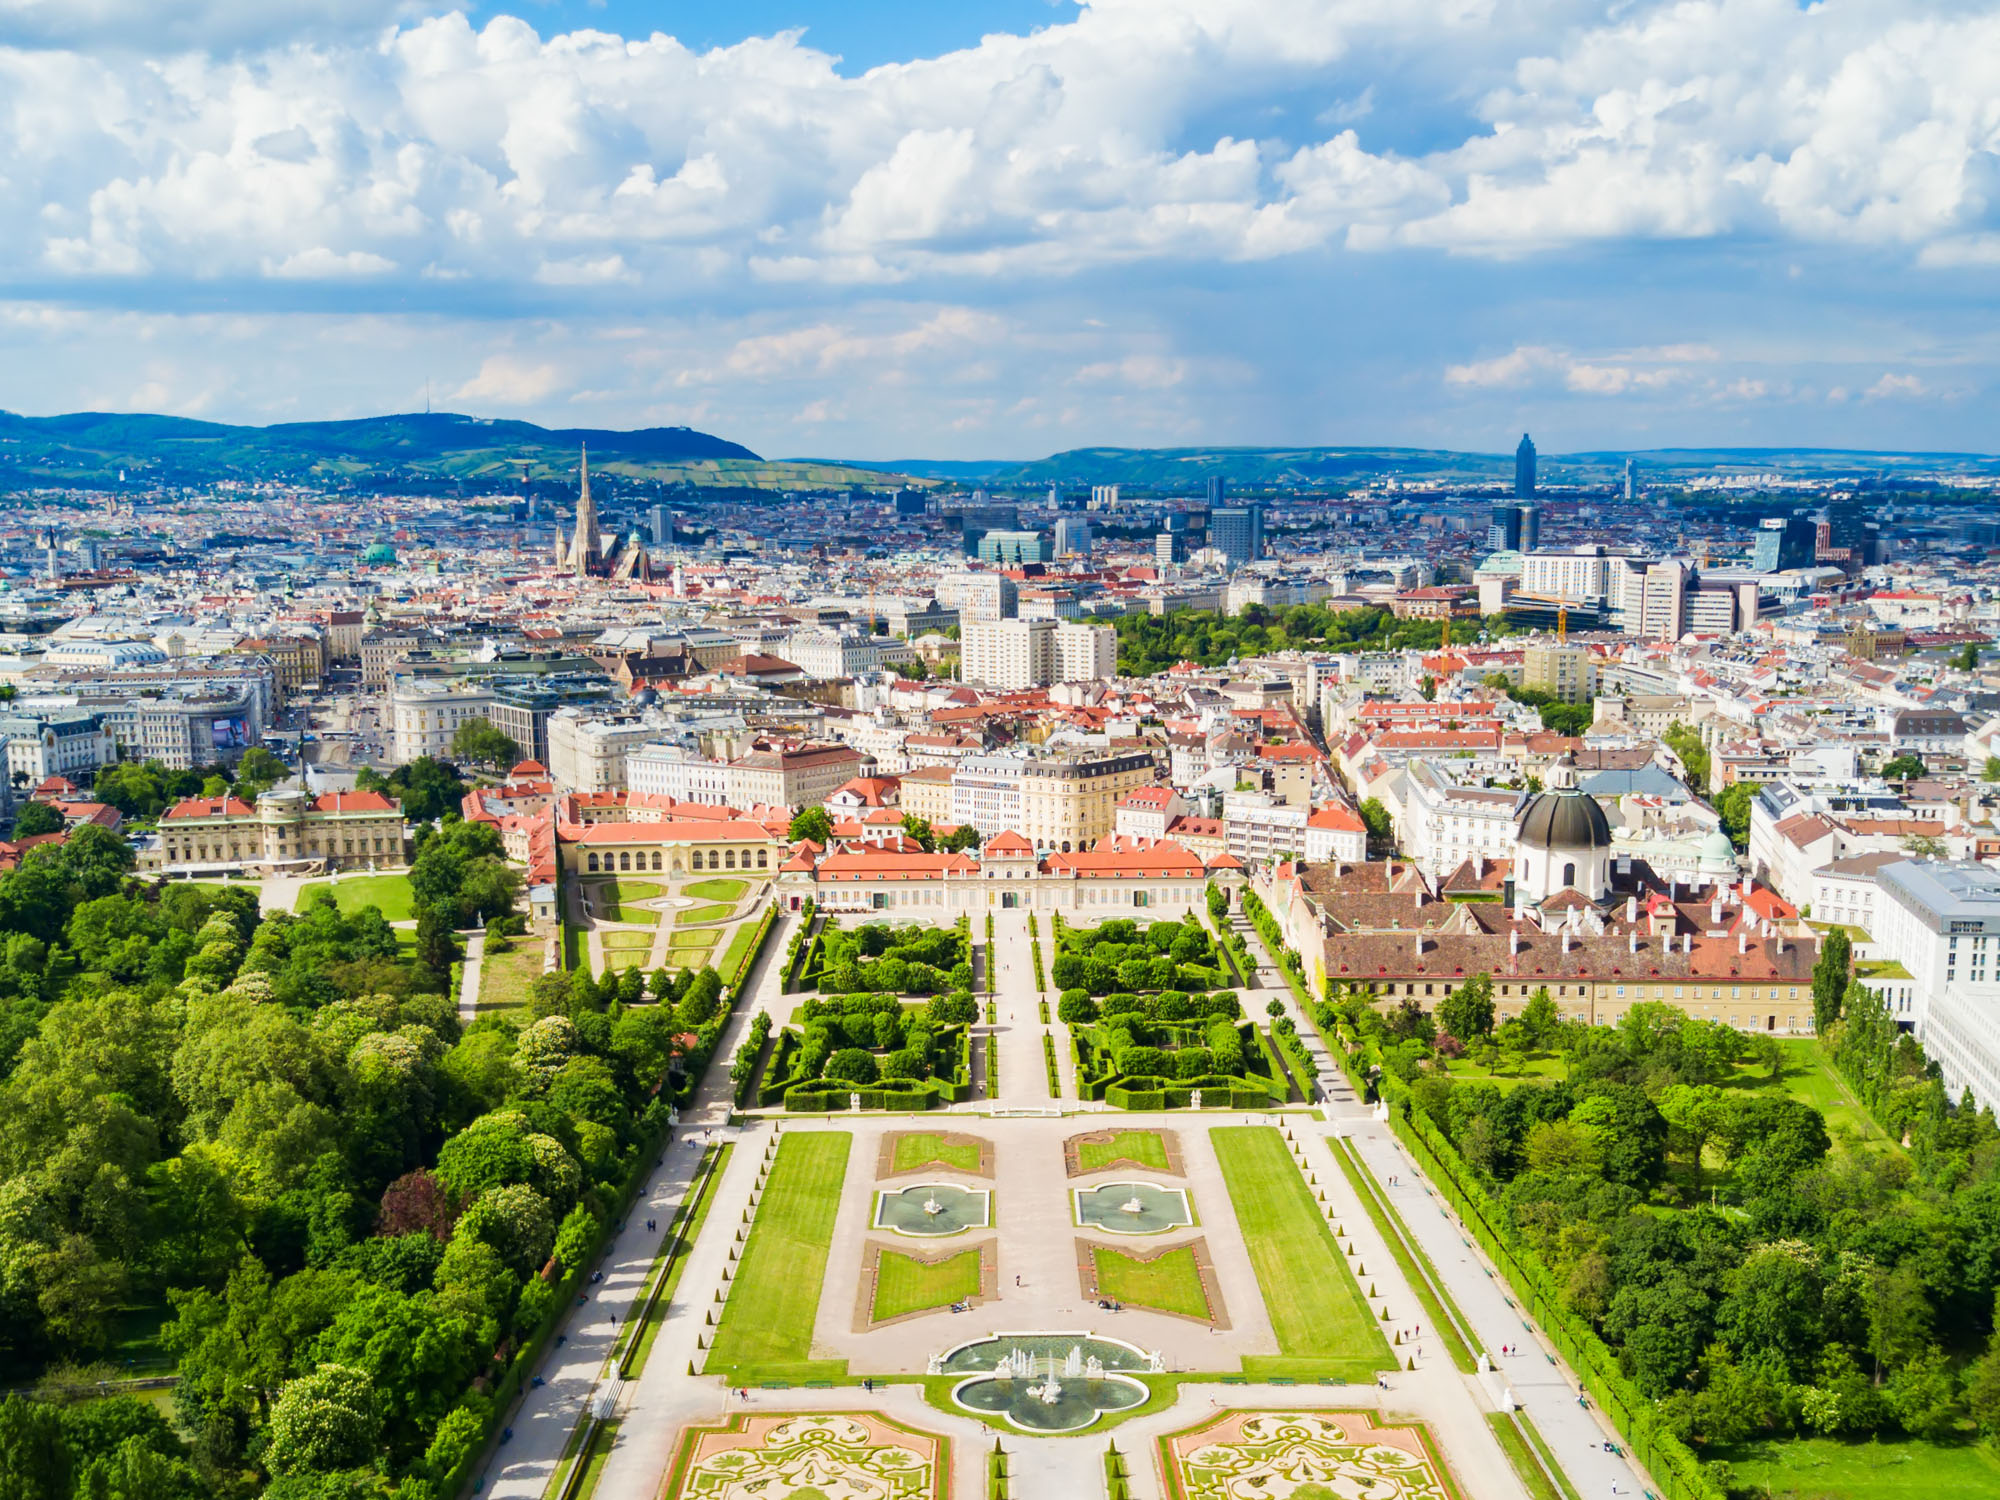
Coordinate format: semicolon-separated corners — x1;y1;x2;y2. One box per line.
2;5;1997;1500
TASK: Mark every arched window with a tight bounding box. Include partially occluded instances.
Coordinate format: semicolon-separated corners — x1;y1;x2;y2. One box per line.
620;851;632;871
708;850;721;870
725;849;737;869
587;852;600;872
652;851;663;870
757;849;768;868
1562;861;1577;889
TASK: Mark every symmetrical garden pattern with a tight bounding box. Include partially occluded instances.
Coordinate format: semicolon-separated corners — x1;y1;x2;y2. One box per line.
1162;1411;1461;1500
665;1413;946;1499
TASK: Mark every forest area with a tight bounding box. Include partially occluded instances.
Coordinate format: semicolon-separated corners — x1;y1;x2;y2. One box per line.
0;821;723;1500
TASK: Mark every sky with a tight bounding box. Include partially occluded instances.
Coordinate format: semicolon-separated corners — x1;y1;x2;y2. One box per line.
0;0;1996;460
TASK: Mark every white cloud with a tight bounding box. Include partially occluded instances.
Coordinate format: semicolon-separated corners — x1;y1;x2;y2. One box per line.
3;0;1996;298
264;247;397;278
1865;371;1928;399
451;353;562;405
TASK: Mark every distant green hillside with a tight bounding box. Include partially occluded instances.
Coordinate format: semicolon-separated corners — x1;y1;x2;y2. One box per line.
852;443;2000;491
0;410;912;493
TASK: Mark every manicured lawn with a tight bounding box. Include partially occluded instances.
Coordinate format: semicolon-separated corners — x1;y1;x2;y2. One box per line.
296;874;414;921
707;1131;851;1381
677;902;737;925
893;1132;983;1174
1440;1051;1566;1090
1487;1414;1573;1500
1090;1245;1209;1321
684;877;748;902
669;929;719;953
873;1248;981;1322
623;1144;732;1378
1211;1126;1391;1379
477;939;545;1012
581;878;665;923
1078;1130;1170;1174
601;931;656;954
717;920;760;982
1715;1435;2000;1498
1768;1039;1890;1150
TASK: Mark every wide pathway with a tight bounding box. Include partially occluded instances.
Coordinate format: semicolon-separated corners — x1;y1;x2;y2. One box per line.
1233;902;1649;1500
989;909;1058;1107
456;928;486;1025
476;905;796;1499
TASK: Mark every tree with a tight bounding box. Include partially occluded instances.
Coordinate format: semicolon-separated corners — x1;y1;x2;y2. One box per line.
10;802;63;839
824;1048;879;1086
1955;642;1981;672
1662;722;1710;791
265;1365;381;1475
938;824;982;853
0;1394;70;1500
233;747;291;796
1357;799;1393;855
1881;753;1926;781
1901;832;1947;858
899;815;935;852
788;807;833;845
1811;926;1850;1034
1715;782;1755;850
449;718;520;771
1437;973;1495;1043
1519;987;1560;1050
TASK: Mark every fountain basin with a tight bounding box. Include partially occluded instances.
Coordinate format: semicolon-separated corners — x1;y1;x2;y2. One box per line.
873;1182;990;1236
1072;1181;1193;1235
951;1372;1149;1433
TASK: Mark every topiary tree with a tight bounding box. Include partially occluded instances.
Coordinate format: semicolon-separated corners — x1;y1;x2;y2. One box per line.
825;1047;879;1086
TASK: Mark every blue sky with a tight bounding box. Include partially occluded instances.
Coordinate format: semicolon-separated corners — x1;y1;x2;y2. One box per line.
0;0;1993;460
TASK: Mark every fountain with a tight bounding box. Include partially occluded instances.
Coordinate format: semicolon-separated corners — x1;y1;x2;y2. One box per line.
1120;1196;1145;1215
1064;1346;1084;1380
1073;1182;1195;1236
923;1195;943;1217
874;1183;991;1237
938;1334;1153;1433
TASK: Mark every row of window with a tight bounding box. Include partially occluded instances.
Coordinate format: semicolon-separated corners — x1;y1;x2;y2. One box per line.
583;847;772;873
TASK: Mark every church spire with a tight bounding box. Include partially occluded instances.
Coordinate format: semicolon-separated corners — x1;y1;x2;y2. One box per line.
567;443;601;576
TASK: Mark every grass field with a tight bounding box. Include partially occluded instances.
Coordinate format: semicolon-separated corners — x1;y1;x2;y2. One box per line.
601;931;656;954
873;1248;982;1321
1769;1039;1889;1150
684;878;748;902
477;939;545;1012
1078;1130;1171;1174
581;878;665;924
893;1132;983;1174
296;873;414;922
678;902;737;925
1212;1126;1391;1379
1326;1137;1476;1374
1715;1435;2000;1498
669;929;720;953
1091;1245;1209;1321
717;919;760;982
707;1131;851;1381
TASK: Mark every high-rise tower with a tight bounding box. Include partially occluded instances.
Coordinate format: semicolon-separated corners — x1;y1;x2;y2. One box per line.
1514;433;1537;498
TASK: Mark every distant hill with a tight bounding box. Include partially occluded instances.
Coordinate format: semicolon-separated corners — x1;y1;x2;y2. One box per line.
850;443;2000;490
0;410;895;492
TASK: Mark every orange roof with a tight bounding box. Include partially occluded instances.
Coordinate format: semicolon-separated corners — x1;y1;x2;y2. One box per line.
312;791;398;814
560;819;779;845
509;759;549;777
162;796;256;820
983;831;1035;855
1308;805;1367;832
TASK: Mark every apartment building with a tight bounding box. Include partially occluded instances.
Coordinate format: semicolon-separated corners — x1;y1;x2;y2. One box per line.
545;712;658;793
626;744;732;805
0;710;112;785
1400;759;1523;878
1874;861;2000;1111
390;680;496;763
1521;640;1593;704
960;618;1117;690
726;744;868;810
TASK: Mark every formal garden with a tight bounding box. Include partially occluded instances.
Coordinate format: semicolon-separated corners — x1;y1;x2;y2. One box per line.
756;990;979;1110
1161;1410;1463;1500
1050;914;1233;995
789;917;974;996
663;1412;948;1500
1062;988;1291;1109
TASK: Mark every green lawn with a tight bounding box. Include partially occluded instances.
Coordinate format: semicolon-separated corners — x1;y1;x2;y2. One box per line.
873;1248;982;1321
893;1132;983;1174
717;919;761;983
581;878;665;924
1715;1435;2000;1498
622;1144;732;1379
669;929;719;953
684;877;749;902
296;874;414;922
1091;1246;1209;1321
601;931;656;954
1211;1126;1391;1379
1440;1050;1567;1090
1487;1414;1574;1500
477;939;545;1012
707;1131;850;1381
1767;1039;1890;1150
677;902;737;925
1078;1130;1171;1174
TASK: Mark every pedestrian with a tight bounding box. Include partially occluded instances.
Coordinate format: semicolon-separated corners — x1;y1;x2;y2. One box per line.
1015;1274;1021;1286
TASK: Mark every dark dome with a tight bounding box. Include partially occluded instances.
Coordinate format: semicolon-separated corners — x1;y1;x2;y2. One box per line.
1517;787;1612;850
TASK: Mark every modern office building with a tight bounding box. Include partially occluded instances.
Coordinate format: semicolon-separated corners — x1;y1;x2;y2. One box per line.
1623;458;1639;501
1487;503;1541;554
960;618;1116;689
1155;531;1186;566
1752;514;1818;573
975;530;1052;565
1205;475;1227;506
1514;433;1537;498
1874;860;2000;1111
1210;505;1265;567
1052;516;1093;557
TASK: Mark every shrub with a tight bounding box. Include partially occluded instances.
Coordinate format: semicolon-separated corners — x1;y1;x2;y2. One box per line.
825;1047;880;1086
1057;990;1099;1024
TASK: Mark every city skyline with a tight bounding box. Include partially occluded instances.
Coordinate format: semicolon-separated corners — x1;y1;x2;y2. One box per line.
0;0;1994;457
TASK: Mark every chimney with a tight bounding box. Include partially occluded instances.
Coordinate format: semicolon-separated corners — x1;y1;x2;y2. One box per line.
1662;933;1671;954
1562;930;1573;954
1710;895;1723;926
1474;854;1484;879
1629;931;1639;953
1626;895;1638;922
1738;931;1748;955
1510;927;1521;956
1685;933;1694;954
1741;876;1753;902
